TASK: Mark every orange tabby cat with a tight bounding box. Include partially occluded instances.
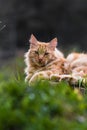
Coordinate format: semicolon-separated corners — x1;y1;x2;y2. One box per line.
24;34;65;84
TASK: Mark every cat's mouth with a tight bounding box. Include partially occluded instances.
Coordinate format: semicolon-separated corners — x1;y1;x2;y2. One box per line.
32;59;50;67
37;62;46;67
36;61;48;67
32;60;45;67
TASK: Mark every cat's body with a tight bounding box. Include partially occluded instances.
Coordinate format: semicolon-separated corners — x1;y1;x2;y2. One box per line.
24;34;65;84
63;53;87;84
65;53;87;76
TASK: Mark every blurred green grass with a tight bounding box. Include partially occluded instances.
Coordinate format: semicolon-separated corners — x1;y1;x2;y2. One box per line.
0;57;25;82
0;57;87;130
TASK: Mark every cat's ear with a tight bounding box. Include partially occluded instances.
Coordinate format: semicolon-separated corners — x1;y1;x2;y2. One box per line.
29;34;38;48
49;38;57;50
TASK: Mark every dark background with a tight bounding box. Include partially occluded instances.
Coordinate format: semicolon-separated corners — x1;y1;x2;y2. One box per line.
0;0;87;61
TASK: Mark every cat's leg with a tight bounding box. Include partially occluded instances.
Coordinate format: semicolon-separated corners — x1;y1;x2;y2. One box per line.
25;66;35;83
29;71;52;85
50;74;61;81
25;73;33;82
50;74;73;82
58;74;83;85
50;73;82;84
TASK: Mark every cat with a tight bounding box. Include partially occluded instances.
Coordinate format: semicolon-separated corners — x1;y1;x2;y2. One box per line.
24;34;66;84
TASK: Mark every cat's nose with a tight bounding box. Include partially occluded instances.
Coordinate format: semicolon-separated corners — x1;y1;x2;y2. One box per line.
39;58;43;62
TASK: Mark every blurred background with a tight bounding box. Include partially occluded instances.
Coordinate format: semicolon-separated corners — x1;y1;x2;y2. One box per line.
0;0;87;66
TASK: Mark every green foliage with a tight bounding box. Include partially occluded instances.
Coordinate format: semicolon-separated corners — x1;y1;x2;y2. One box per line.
0;79;87;130
0;58;87;130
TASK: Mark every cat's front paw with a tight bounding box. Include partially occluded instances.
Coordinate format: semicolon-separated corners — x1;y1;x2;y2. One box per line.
25;74;33;83
59;74;82;85
50;74;61;81
29;72;47;85
50;74;75;83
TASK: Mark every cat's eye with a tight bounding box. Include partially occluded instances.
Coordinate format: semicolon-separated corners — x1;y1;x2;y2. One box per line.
44;52;49;55
35;51;39;55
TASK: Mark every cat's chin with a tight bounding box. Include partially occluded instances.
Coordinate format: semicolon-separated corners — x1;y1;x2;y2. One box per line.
34;62;47;67
36;63;46;67
31;59;46;67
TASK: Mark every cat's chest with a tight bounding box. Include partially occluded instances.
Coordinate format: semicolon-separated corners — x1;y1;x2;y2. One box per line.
47;62;63;70
43;60;64;72
32;58;64;74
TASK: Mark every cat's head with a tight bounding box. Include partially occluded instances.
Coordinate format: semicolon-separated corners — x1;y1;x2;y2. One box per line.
29;34;58;67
